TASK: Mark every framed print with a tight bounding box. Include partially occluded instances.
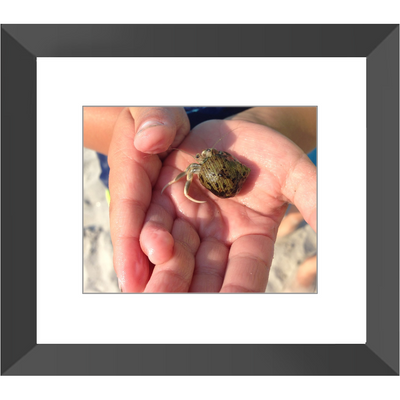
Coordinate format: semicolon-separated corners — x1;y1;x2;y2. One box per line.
1;24;398;375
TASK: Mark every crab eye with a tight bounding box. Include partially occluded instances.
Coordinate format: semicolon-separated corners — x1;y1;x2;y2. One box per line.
195;154;200;159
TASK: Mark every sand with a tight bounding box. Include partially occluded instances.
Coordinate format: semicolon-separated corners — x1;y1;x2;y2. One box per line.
83;148;317;293
84;148;118;292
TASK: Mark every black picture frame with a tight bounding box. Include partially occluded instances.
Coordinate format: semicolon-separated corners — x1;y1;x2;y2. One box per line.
1;24;398;375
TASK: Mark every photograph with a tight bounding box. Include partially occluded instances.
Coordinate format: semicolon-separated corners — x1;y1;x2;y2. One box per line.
83;106;317;293
2;23;397;378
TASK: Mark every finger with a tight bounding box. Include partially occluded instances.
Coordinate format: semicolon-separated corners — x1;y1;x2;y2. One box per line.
189;237;229;292
220;235;274;293
139;163;194;267
282;154;317;231
108;108;161;292
140;200;175;265
129;107;190;155
144;219;200;293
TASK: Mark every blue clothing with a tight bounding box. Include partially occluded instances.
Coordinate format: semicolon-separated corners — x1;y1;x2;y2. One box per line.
184;107;251;129
308;147;317;166
96;153;110;189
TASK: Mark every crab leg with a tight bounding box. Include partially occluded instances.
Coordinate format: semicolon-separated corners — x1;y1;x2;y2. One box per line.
161;163;205;204
184;168;205;204
161;169;189;194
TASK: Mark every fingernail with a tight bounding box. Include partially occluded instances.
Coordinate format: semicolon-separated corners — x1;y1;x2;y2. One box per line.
137;121;165;135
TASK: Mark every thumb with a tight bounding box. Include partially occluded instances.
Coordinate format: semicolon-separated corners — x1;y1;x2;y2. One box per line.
129;107;190;154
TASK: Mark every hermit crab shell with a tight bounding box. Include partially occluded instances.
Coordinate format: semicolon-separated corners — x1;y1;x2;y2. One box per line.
161;146;251;203
197;149;250;198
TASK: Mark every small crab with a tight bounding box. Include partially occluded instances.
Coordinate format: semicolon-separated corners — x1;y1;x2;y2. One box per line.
161;146;251;204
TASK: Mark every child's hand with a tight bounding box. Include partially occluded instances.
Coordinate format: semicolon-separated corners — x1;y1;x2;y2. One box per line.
107;107;190;292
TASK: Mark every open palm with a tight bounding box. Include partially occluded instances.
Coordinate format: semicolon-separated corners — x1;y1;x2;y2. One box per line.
139;119;316;292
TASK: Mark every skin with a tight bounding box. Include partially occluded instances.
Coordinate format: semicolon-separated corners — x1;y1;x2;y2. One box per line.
83;107;316;293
